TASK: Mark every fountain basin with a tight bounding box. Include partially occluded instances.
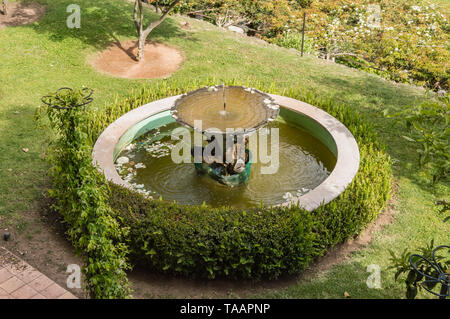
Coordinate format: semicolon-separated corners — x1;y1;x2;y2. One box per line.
92;93;360;211
193;150;253;187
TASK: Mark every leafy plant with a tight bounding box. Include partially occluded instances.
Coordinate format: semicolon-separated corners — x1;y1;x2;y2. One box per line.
36;88;131;299
273;31;314;55
386;94;449;184
173;0;306;34
174;0;450;90
110;185;316;279
389;240;450;299
436;199;450;223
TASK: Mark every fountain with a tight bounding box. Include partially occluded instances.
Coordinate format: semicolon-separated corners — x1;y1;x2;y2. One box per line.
170;85;279;186
92;85;360;210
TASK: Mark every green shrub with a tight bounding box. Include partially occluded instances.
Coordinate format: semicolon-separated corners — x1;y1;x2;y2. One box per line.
389;239;450;299
110;184;315;279
171;0;308;35
386;94;449;184
172;0;449;90
84;78;392;279
278;88;393;252
36;88;131;299
273;31;315;55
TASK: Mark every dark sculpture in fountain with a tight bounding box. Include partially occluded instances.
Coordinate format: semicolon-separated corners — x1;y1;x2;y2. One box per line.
171;85;279;186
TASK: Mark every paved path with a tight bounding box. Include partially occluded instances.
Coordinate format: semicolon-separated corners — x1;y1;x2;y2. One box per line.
0;247;77;299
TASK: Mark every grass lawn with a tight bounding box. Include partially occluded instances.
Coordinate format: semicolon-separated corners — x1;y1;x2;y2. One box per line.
0;0;448;298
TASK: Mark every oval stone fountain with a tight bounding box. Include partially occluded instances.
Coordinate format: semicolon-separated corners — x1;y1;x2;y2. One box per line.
93;86;360;211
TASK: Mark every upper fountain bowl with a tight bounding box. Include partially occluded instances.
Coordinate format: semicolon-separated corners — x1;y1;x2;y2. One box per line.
170;86;280;134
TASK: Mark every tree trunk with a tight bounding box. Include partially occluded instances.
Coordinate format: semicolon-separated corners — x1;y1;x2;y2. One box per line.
134;0;144;60
133;0;180;61
137;26;156;60
138;32;147;61
2;0;8;16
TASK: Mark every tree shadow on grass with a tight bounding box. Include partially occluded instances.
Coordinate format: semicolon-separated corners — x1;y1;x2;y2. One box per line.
27;0;193;53
0;1;46;28
110;33;139;61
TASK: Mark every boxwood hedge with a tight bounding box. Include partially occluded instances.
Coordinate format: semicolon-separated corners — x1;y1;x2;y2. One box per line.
110;186;316;279
85;79;393;280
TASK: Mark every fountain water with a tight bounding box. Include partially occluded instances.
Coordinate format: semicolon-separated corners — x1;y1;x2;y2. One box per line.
170;85;280;186
93;85;360;210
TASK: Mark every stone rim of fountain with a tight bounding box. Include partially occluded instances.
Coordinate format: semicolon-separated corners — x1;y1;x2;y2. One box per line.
92;93;360;212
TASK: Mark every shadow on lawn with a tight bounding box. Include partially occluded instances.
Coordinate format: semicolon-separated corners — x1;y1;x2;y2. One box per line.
127;254;402;298
27;0;191;52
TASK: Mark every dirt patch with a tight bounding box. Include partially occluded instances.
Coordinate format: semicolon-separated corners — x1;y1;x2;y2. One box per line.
0;2;45;29
90;40;183;79
0;196;85;298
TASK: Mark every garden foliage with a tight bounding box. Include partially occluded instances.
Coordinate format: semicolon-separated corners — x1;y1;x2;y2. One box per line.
165;0;449;90
110;187;316;279
35;88;131;299
387;94;449;184
389;240;450;299
83;79;393;279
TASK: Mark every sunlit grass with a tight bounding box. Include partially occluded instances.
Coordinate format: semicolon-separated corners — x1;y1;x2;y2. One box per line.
0;0;447;299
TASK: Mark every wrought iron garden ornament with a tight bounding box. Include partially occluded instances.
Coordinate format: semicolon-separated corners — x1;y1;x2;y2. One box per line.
41;87;94;110
409;245;450;299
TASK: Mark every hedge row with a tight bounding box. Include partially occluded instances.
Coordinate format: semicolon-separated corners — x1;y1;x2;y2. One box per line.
110;186;316;279
36;88;131;298
82;79;393;279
